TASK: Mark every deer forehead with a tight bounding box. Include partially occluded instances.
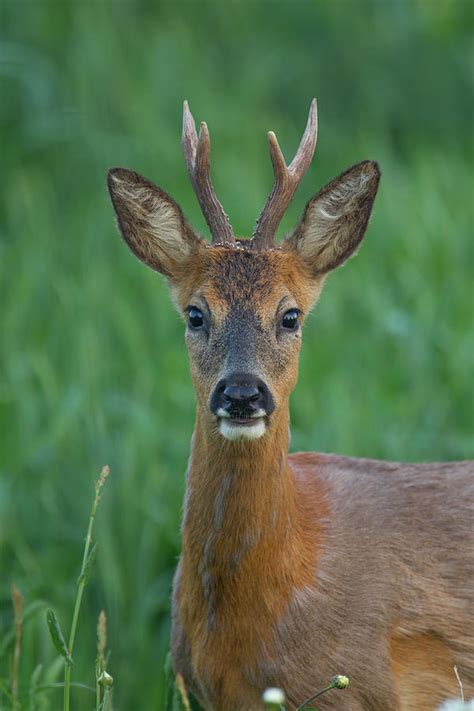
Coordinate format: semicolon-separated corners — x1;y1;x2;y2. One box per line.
176;247;319;317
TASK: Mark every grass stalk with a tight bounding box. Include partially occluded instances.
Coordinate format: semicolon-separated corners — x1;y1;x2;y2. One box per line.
63;466;110;711
96;675;101;711
11;585;24;711
96;610;108;711
103;685;112;711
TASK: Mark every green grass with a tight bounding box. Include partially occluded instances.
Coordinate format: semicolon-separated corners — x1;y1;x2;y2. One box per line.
1;1;473;708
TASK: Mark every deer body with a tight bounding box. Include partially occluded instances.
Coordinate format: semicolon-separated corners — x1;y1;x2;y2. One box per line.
174;449;473;710
108;101;474;710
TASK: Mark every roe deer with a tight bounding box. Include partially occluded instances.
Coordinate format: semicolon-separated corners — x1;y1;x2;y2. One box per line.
107;100;473;711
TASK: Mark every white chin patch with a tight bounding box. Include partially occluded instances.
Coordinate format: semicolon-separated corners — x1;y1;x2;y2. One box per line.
219;419;266;441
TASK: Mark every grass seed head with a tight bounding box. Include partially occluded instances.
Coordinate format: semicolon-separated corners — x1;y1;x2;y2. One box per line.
97;610;107;662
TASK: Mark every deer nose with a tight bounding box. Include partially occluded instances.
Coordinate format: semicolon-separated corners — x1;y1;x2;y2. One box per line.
210;373;275;417
223;384;260;404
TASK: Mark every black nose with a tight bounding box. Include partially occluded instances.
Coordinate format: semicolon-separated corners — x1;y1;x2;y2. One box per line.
210;373;275;418
223;383;260;404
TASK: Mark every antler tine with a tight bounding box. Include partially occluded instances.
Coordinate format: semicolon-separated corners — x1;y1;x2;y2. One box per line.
252;99;318;250
182;101;235;245
289;97;318;174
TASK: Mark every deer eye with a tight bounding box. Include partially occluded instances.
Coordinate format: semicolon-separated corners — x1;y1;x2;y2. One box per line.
281;309;300;330
188;306;204;329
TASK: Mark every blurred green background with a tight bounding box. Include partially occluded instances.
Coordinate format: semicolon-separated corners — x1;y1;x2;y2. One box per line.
1;0;473;708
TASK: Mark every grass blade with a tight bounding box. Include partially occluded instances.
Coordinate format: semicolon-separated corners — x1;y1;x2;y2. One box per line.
46;609;73;667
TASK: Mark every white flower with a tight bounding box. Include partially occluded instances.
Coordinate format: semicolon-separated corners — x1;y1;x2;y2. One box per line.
437;701;474;711
262;687;285;705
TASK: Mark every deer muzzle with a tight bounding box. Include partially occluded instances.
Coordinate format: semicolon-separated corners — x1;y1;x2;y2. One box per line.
210;373;275;440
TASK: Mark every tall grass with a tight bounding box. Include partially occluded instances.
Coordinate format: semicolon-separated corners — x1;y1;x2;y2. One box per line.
1;468;110;709
1;1;473;708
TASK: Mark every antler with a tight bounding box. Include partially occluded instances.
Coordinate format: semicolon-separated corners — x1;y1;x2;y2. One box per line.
182;101;235;245
252;99;318;250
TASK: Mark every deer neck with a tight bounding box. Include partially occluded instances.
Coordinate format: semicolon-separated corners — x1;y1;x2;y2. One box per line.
177;404;324;695
181;405;301;591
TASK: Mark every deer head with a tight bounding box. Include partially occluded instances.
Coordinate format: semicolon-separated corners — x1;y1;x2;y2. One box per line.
108;100;380;442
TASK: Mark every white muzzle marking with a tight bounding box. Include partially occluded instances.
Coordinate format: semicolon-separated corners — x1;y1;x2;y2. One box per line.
217;408;267;441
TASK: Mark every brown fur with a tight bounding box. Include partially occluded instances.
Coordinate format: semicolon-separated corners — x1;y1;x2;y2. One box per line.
108;147;473;710
390;634;460;710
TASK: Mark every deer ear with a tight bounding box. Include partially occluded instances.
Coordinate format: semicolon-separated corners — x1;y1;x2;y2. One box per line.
107;168;203;278
284;161;380;275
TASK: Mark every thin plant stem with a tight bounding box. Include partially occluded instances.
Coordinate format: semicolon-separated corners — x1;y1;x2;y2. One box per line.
175;673;191;711
28;663;42;711
32;682;96;693
63;466;109;711
11;585;23;711
96;610;107;711
454;665;464;702
295;683;334;711
295;675;349;711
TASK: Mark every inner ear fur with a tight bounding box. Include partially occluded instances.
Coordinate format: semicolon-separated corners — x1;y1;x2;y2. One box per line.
284;160;380;275
107;168;203;278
